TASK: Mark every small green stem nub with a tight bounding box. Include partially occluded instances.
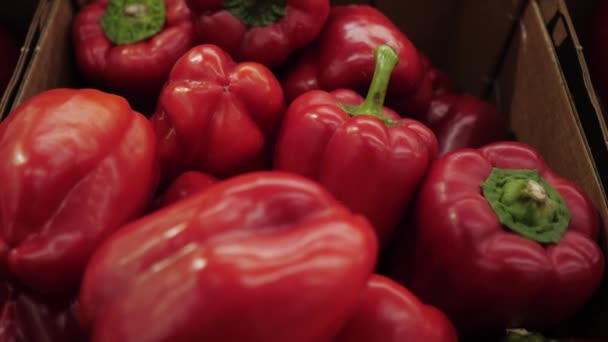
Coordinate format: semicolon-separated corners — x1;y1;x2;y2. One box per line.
224;0;288;27
100;0;166;45
340;45;400;126
481;168;571;244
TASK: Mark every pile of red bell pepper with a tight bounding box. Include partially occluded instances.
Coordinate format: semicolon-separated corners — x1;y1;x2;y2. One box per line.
0;0;604;341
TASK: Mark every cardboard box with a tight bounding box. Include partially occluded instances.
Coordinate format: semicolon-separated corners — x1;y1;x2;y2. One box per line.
0;0;46;119
5;0;608;339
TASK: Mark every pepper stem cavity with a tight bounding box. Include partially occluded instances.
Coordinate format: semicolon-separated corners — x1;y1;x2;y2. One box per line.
224;0;288;27
100;0;167;45
340;45;400;126
481;168;571;244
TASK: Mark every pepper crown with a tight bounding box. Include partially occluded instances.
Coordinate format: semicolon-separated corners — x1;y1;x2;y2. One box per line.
481;168;571;244
224;0;288;27
100;0;166;45
340;44;400;126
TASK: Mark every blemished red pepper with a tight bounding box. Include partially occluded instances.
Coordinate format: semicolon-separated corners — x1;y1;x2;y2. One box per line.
394;141;604;337
333;274;458;342
274;45;437;246
79;171;378;342
281;5;426;116
0;26;19;97
0;89;159;294
423;94;510;155
185;0;330;68
150;44;285;183
72;0;197;111
0;282;85;341
152;171;218;210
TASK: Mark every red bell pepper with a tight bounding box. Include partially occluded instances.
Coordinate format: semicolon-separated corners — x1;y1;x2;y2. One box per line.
418;53;459;98
281;5;426;116
72;0;197;111
395;141;604;337
274;44;437;246
0;89;159;294
0;282;85;341
152;170;217;210
79;171;378;342
150;44;285;183
0;26;19;97
185;0;330;68
423;94;510;155
333;274;458;342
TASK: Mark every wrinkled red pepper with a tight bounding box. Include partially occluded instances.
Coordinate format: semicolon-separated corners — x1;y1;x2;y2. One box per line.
423;94;510;155
333;274;458;342
72;0;197;111
150;44;285;183
185;0;330;68
274;45;437;246
281;5;426;116
79;171;378;341
152;171;217;210
0;26;19;97
0;89;159;294
394;142;604;337
0;282;84;342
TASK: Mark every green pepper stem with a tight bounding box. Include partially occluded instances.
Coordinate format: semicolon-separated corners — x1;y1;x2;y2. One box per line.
481;168;571;244
340;45;400;126
100;0;166;45
502;329;558;342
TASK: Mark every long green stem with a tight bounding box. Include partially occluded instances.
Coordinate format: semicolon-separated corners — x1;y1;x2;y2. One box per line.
340;45;400;126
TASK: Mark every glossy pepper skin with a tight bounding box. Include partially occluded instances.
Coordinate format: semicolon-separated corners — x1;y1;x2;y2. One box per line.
185;0;329;68
333;274;458;342
0;89;159;294
79;171;378;342
150;44;285;184
281;5;425;116
397;142;604;337
72;0;197;111
423;94;510;155
0;282;85;341
274;45;437;246
151;171;217;210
